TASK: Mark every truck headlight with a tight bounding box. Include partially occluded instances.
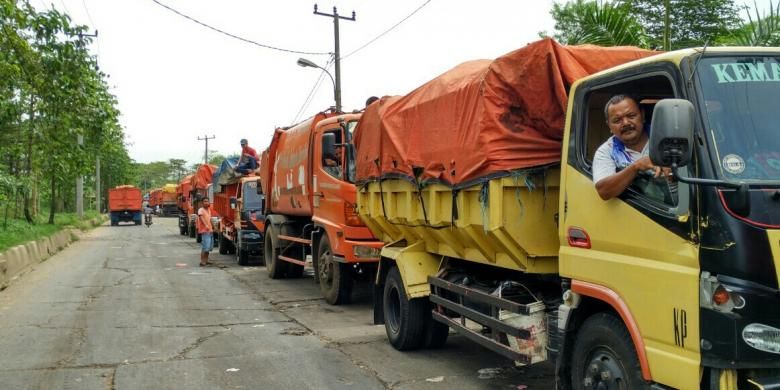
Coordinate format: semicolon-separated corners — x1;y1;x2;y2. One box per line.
353;245;380;259
742;323;780;354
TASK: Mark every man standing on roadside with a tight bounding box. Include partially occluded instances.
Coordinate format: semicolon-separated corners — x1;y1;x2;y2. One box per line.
197;197;214;266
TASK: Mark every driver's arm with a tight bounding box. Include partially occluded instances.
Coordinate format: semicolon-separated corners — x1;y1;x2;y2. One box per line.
593;147;655;200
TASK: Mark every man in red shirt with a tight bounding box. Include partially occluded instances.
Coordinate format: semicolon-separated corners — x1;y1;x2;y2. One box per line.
197;197;214;266
236;138;258;174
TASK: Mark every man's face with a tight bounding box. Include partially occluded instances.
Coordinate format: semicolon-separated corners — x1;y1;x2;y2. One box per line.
607;98;644;147
202;199;209;207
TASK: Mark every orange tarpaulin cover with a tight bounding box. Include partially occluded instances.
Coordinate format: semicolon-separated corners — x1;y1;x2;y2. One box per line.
354;38;656;187
190;164;217;190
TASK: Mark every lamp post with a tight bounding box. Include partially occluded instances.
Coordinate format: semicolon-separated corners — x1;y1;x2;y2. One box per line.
297;57;340;112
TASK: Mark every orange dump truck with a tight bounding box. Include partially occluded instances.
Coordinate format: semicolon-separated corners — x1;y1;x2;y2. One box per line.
148;188;162;210
160;184;178;217
108;185;143;226
260;111;384;305
177;175;193;236
213;158;264;265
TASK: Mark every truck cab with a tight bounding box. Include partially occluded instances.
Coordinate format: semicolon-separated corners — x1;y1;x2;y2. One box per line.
560;48;780;389
263;112;384;305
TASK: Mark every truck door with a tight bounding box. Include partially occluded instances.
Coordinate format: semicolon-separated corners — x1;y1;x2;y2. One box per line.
313;126;348;228
560;70;701;389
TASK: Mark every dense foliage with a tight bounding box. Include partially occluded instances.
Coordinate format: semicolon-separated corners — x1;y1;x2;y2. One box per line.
0;0;132;225
545;0;748;50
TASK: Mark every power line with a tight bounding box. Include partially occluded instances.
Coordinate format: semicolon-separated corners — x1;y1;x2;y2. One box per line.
341;0;431;60
150;0;330;56
293;57;334;123
81;0;101;57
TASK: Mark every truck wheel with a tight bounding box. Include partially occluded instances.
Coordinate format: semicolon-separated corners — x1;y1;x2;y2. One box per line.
383;266;426;350
264;228;288;279
237;248;250;266
218;234;229;255
189;223;196;238
317;236;352;305
571;313;650;390
135;220;141;225
179;224;186;235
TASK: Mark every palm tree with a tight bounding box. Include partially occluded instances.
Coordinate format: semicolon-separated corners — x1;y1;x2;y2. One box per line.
551;1;650;48
727;0;780;46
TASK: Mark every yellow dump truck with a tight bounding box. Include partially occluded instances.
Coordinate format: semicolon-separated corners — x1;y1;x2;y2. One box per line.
355;40;780;389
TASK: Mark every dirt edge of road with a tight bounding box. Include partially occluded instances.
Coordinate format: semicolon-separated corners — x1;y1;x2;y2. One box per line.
0;216;106;291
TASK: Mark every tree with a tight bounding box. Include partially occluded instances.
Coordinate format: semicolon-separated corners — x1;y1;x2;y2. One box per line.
0;1;131;224
628;0;741;50
725;1;780;46
544;1;649;47
168;158;186;181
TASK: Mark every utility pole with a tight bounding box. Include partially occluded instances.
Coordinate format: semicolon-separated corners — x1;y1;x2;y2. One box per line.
197;134;215;164
76;134;84;217
96;156;101;213
314;4;355;113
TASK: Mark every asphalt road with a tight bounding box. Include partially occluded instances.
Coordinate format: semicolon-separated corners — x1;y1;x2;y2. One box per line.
0;217;554;389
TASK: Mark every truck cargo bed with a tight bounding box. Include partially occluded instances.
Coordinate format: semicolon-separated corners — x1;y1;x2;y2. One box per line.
357;168;560;274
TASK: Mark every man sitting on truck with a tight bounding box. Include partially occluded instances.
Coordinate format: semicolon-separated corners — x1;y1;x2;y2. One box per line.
593;94;676;202
236;138;258;175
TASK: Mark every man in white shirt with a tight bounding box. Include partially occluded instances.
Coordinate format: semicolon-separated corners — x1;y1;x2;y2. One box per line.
593;95;670;200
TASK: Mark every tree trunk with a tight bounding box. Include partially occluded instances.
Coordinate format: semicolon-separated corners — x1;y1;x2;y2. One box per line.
48;173;55;224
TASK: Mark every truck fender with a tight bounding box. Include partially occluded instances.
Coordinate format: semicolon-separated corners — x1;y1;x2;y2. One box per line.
570;280;652;382
379;241;442;299
264;214;291;248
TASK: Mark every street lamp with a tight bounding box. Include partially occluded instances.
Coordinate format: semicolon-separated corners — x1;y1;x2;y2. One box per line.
297;57;340;112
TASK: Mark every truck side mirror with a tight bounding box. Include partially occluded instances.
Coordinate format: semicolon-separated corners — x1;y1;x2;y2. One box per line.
229;196;237;210
649;99;694;168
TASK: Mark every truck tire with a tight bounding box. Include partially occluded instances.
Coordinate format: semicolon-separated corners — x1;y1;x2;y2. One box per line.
383;266;426;350
264;227;288;279
218;234;229;255
179;224;187;235
237;249;250;266
189;223;196;238
135;220;141;225
570;313;650;390
317;236;352;305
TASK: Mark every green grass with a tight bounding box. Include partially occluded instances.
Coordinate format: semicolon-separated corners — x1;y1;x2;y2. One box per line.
0;211;103;252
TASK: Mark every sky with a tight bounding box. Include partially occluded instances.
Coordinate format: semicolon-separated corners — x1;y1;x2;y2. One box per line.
34;0;776;166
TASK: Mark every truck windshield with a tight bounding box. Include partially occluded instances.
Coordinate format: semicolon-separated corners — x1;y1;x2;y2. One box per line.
242;181;263;211
697;56;780;181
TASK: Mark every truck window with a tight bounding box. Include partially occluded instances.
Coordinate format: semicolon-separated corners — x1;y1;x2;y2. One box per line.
581;74;679;208
322;130;344;179
243;181;263;212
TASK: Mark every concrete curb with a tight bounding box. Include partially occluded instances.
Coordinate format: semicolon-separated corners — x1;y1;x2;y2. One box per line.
0;215;107;291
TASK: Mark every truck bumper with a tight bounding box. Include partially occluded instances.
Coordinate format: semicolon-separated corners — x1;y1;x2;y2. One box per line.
239;230;263;256
339;239;384;263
